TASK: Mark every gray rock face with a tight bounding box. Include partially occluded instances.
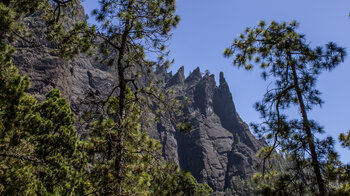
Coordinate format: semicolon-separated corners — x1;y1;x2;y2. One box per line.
12;2;265;192
154;67;265;192
12;3;117;134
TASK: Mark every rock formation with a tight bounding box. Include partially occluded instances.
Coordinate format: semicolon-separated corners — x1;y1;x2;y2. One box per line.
12;1;265;192
152;67;265;192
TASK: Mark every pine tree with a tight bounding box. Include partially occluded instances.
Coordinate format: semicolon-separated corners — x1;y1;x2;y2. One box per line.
224;21;346;195
0;41;38;196
0;43;92;194
86;87;161;194
151;163;213;195
30;89;92;195
88;0;181;193
0;1;93;194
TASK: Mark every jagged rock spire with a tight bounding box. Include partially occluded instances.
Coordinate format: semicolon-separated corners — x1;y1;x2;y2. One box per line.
219;72;227;87
185;67;202;84
166;66;185;87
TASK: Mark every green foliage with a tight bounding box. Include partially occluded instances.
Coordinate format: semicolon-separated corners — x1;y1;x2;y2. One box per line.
225;176;256;196
45;10;96;59
224;21;347;195
335;130;350;194
86;88;159;194
30;89;91;195
151;163;212;195
0;44;37;195
93;0;180;58
177;122;194;132
91;0;182;121
91;0;182;124
0;0;95;59
0;0;46;42
339;130;350;149
0;3;94;193
0;1;95;192
0;44;91;195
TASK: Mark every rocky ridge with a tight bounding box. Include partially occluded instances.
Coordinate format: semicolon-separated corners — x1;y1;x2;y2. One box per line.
12;2;265;192
152;66;265;191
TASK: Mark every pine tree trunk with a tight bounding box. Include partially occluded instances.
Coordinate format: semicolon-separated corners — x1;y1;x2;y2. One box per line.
290;62;325;196
115;40;127;196
115;17;131;196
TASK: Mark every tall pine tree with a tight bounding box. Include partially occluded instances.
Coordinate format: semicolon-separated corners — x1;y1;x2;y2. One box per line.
0;1;93;194
224;21;346;195
88;0;181;193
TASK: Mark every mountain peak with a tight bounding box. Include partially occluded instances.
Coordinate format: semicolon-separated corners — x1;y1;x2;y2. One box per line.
219;72;226;86
185;67;202;84
166;66;185;87
219;72;230;93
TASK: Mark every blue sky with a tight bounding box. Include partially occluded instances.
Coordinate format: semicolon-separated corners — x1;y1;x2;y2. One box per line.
82;0;350;163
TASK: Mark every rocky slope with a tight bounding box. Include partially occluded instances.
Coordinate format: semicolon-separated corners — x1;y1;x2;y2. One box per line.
12;2;265;192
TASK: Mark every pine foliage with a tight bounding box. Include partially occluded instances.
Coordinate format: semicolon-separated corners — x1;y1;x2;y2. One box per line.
0;45;91;195
224;21;348;195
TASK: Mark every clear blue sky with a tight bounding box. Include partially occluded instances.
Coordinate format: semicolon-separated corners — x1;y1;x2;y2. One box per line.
82;0;350;163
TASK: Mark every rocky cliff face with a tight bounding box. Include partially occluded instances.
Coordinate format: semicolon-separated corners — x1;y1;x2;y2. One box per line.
152;67;265;192
12;2;265;192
